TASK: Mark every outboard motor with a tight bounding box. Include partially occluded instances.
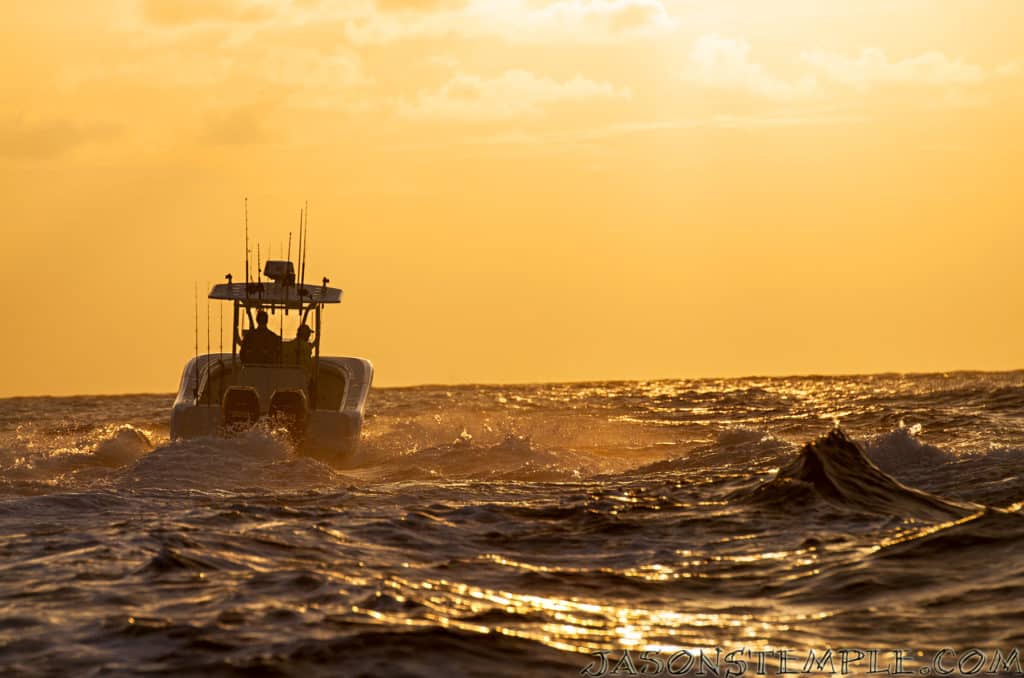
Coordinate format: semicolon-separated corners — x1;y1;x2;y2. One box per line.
222;386;260;429
269;389;309;438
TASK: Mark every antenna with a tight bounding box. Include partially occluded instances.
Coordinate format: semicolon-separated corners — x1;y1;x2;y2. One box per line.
244;197;250;286
257;243;262;283
300;201;309;287
193;282;199;400
206;290;211;407
297;207;304;285
287;231;292;271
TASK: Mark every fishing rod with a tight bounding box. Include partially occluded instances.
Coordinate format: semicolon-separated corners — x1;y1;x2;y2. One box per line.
193;282;199;400
297;207;304;288
300;201;309;288
244;197;250;286
206;290;211;407
219;299;225;415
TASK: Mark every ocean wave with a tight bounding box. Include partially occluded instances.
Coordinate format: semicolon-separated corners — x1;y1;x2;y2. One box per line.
364;431;617;482
865;423;952;474
115;431;350;492
0;424;152;490
3;376;1024;675
874;506;1024;561
736;429;977;521
631;427;792;475
783;507;1024;606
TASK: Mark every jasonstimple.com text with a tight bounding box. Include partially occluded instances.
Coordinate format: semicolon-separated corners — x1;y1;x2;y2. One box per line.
579;647;1024;676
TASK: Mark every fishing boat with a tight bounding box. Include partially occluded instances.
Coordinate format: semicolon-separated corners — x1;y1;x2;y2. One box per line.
170;245;373;461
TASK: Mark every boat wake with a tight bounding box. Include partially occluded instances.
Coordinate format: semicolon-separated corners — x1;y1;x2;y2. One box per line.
116;430;353;492
0;423;153;493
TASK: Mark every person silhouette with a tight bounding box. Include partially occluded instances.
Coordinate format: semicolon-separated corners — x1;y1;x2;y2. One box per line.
239;309;282;364
282;324;314;371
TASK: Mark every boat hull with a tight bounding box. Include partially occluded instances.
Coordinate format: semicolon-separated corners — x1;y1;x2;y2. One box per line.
170;354;373;463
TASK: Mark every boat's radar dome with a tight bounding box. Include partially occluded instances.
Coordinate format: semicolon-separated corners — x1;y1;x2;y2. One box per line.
263;260;295;284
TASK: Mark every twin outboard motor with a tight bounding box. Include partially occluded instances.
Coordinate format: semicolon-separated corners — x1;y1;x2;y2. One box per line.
222;387;260;428
268;389;309;437
221;385;308;438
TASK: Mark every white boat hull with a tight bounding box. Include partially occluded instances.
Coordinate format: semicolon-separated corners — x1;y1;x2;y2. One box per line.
170;354;373;463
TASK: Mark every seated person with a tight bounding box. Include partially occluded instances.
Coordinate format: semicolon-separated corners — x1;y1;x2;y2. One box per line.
239;309;282;364
281;324;314;371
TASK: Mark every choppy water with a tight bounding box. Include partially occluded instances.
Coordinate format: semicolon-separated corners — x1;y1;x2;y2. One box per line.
2;372;1024;676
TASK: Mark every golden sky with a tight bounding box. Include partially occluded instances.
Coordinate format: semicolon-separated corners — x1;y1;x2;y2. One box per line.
1;0;1022;395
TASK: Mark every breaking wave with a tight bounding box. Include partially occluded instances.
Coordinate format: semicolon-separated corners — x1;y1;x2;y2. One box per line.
737;428;977;521
865;422;952;474
0;424;153;492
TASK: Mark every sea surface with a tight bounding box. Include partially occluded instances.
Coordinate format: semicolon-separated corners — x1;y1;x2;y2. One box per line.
2;372;1024;677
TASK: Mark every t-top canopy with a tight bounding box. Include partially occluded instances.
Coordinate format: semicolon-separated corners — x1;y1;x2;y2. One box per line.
209;281;342;307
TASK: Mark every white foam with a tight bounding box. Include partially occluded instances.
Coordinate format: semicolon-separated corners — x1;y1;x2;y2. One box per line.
117;429;349;492
865;424;950;472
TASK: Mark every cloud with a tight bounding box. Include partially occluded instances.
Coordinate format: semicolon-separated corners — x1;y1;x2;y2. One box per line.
140;0;276;26
399;69;630;120
685;35;816;100
260;47;367;93
64;32;366;109
800;48;988;89
709;111;868;129
337;0;675;44
525;0;676;35
996;61;1021;77
199;105;274;145
0;118;119;158
138;0;676;46
60;7;371;125
684;38;1017;103
388;110;870;153
374;0;468;11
